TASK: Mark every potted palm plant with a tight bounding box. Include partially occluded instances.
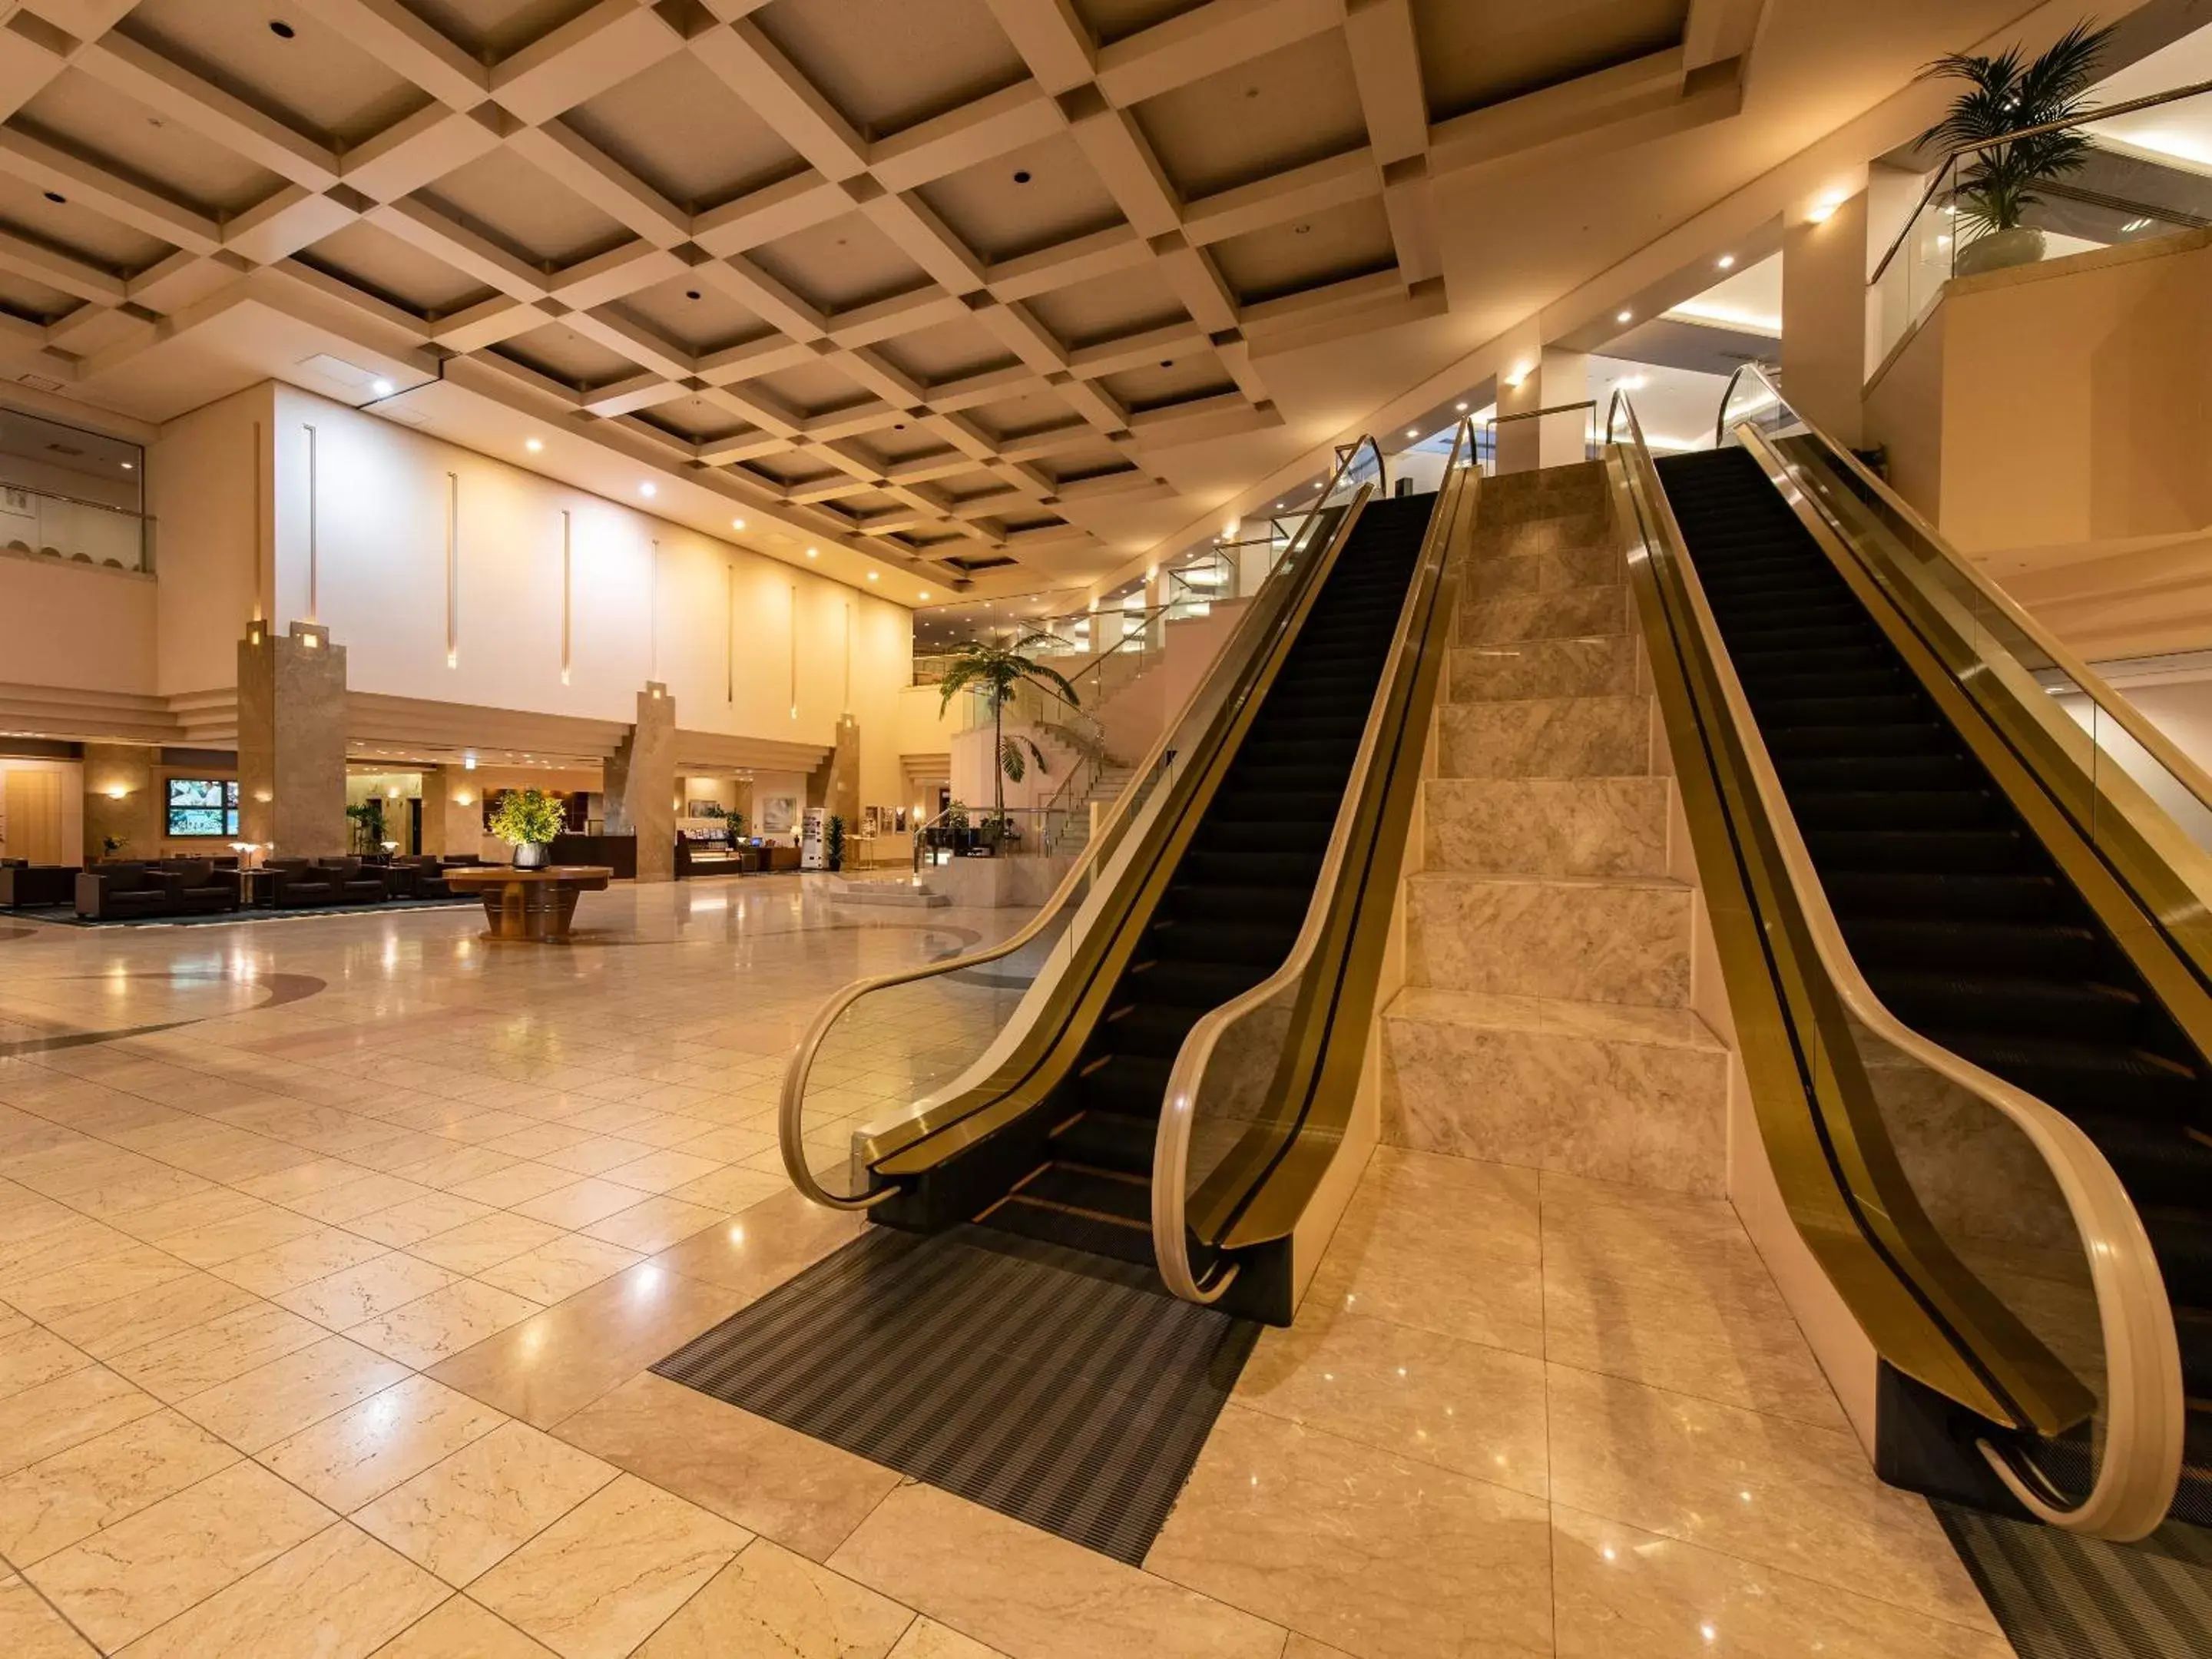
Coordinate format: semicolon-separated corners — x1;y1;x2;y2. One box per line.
935;634;1082;835
488;787;565;869
1922;22;2114;276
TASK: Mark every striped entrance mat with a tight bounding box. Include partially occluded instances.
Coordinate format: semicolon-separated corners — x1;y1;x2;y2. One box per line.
1936;1503;2212;1656
652;1224;1259;1565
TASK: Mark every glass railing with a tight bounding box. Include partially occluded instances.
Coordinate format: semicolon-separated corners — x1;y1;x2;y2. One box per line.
1615;374;2184;1538
1483;400;1598;475
1870;82;2212;367
783;436;1384;1209
1154;420;1468;1303
0;482;151;573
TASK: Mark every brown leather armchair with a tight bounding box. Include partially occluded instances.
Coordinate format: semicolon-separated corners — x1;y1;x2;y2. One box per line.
154;859;238;915
0;864;79;907
264;858;339;907
76;863;182;919
312;858;389;904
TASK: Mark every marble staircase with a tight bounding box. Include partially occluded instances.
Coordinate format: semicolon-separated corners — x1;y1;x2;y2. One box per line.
1379;464;1731;1197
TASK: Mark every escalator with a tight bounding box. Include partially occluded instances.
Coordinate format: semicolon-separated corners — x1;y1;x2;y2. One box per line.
1656;442;2212;1519
979;494;1432;1266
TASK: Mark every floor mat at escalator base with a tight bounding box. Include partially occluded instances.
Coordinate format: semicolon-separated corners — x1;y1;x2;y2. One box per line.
651;1223;1258;1565
1935;1502;2212;1657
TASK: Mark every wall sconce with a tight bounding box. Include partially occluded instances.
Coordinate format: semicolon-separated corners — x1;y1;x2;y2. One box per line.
1503;364;1532;390
455;792;475;807
301;632;320;648
1806;192;1845;224
104;784;129;800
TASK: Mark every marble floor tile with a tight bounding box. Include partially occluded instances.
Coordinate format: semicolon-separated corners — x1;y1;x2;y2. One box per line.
287;1172;438;1226
157;1204;325;1267
279;1253;460;1330
369;1595;559;1657
580;1197;724;1256
1146;1403;1551;1659
3;1244;197;1326
667;1166;790;1214
1550;1504;2014;1657
830;1484;1286;1659
347;1278;545;1369
1544;1364;1999;1632
635;1539;913;1658
427;1263;746;1429
355;1419;622;1587
118;1522;449;1659
0;1572;98;1658
210;1226;392;1296
1233;1308;1549;1496
0;1214;139;1287
449;1161;588;1210
470;1472;750;1659
0;1409;239;1565
602;1149;724;1195
409;1211;568;1276
349;1193;500;1249
109;1301;329;1402
260;1374;508;1512
513;1177;653;1230
41;1270;260;1361
887;1619;1008;1659
476;1236;644;1306
538;1137;663;1178
176;1334;412;1452
649;1190;865;1300
105;1184;266;1246
555;1374;900;1562
0;1325;93;1402
0;1367;159;1476
23;1459;333;1651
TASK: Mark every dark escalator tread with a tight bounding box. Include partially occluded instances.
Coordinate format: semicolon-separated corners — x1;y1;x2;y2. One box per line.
2177;1303;2212;1396
1820;870;2071;922
1845;918;2102;973
1010;1162;1153;1224
2078;1118;2212;1215
1123;957;1270;1006
1050;1109;1157;1176
1100;1002;1210;1058
979;1194;1159;1267
1773;754;1982;792
1790;789;2000;830
1803;827;2037;871
1870;971;2144;1041
2139;1207;2212;1305
1145;918;1301;965
1764;721;1958;758
1926;1030;2204;1116
1076;1054;1173;1120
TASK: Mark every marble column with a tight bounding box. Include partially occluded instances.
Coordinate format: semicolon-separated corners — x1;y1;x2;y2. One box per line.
418;764;450;856
237;620;346;857
1782;171;1872;446
826;714;860;828
1495;346;1591;475
605;681;675;882
81;743;159;861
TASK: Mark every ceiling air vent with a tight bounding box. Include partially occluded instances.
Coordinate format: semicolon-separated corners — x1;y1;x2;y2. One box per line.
16;373;62;392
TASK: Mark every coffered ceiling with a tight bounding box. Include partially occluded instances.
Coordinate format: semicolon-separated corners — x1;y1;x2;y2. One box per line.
0;0;1777;593
0;0;2153;601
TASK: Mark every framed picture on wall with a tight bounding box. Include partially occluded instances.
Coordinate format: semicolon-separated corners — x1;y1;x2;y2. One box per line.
760;795;797;835
684;799;719;818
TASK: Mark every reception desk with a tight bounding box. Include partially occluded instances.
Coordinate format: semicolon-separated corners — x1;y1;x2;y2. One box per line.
549;833;637;879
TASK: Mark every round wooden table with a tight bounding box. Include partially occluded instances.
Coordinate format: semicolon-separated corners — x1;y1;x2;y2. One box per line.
442;866;613;941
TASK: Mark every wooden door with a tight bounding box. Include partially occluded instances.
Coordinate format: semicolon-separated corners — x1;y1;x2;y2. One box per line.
3;770;64;864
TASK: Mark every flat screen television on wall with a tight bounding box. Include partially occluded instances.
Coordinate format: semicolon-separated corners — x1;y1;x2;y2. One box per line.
166;778;238;837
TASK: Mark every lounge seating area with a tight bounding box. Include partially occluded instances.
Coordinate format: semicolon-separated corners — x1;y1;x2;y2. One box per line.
75;860;237;920
0;853;497;922
0;859;79;907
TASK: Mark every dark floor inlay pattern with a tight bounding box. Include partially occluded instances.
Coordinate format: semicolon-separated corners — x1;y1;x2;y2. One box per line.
653;1223;1258;1565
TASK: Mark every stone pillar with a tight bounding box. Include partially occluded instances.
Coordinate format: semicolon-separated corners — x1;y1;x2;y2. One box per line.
826;714;859;827
1494;345;1590;474
419;764;449;856
604;681;675;882
237;619;346;857
1782;171;1873;447
81;743;159;862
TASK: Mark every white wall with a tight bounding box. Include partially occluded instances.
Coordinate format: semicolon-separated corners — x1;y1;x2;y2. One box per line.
0;555;154;694
149;384;270;698
264;385;912;812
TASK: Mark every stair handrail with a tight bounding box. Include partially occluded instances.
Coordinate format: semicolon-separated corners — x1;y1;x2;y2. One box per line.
1152;417;1475;1303
1714;364;2212;827
1614;387;2183;1539
783;436;1386;1211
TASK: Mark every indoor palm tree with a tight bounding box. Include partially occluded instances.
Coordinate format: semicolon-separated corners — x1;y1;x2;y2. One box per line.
1921;21;2115;273
935;634;1082;828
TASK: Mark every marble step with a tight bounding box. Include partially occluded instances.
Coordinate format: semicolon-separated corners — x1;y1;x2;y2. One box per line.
1405;870;1694;1006
1379;985;1727;1197
1436;695;1652;780
1456;584;1628;646
1424;777;1668;878
1466;543;1623;600
1479;463;1608;525
1448;635;1639;701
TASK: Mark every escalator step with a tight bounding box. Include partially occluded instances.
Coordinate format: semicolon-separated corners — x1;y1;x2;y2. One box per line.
1764;722;1956;758
1927;1029;2203;1118
1099;1002;1208;1058
1804;827;2037;871
2176;1305;2212;1399
984;1196;1157;1267
1050;1109;1158;1177
1124;956;1268;1005
1871;970;2142;1041
1848;918;2101;974
1790;789;1999;830
1757;694;1927;727
1145;916;1300;967
1011;1162;1153;1225
1773;754;1979;792
1822;870;2071;922
2076;1118;2212;1214
1078;1052;1174;1114
2141;1207;2212;1307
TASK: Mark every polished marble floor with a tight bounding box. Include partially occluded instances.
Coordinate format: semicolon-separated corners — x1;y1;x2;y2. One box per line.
0;878;2012;1656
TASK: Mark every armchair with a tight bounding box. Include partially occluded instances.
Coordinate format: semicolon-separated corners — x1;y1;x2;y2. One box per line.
75;863;182;920
154;859;238;915
264;859;339;907
311;858;389;904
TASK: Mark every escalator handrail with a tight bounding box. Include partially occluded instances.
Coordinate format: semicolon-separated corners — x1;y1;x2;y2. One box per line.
779;437;1386;1211
1613;390;2184;1541
1711;365;2212;829
1151;420;1473;1303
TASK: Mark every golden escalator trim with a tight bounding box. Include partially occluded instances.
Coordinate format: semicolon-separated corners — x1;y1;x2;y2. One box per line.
1177;459;1478;1262
866;484;1382;1184
1737;426;2212;1071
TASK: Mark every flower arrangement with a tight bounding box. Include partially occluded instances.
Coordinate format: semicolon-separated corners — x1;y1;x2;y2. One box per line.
488;788;565;868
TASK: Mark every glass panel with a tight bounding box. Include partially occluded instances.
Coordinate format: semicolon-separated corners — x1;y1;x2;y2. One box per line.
0;482;149;571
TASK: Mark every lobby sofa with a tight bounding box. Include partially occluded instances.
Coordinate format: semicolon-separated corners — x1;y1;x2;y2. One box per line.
312;858;391;904
76;863;185;919
154;859;240;916
264;859;341;907
1;863;79;907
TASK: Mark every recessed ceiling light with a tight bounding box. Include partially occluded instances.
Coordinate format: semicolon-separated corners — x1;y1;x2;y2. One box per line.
866;571;879;581
918;589;930;600
805;547;818;558
120;461;133;470
1406;429;1419;439
1455;402;1468;411
525;437;543;452
639;482;657;497
370;378;395;396
731;517;746;530
1717;253;1736;269
1616;310;1632;323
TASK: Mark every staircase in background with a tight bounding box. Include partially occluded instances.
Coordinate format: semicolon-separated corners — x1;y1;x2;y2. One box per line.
1048;761;1137;856
1378;464;1731;1197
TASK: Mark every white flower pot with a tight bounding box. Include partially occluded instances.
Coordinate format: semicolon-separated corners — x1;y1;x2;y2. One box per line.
1955;226;2046;277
